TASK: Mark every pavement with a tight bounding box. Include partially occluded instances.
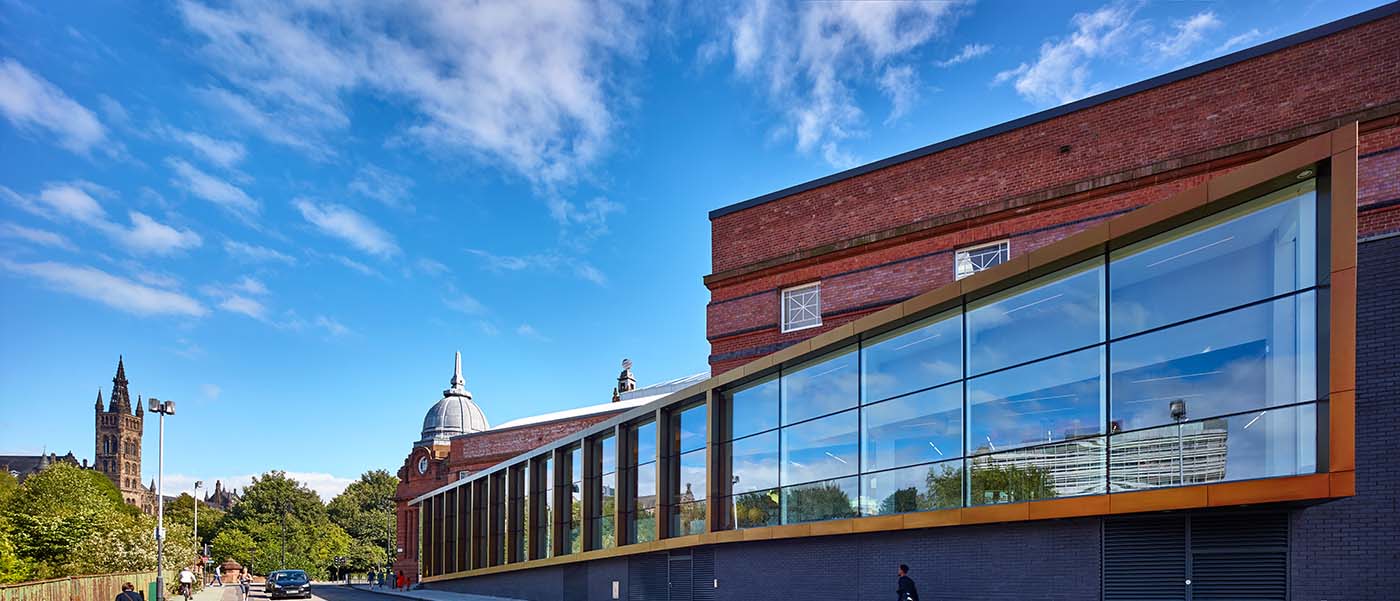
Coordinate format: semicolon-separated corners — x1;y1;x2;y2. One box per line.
338;583;521;601
172;580;518;601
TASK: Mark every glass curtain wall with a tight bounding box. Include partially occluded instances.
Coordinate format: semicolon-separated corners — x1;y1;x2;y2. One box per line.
667;402;708;536
588;433;618;549
538;455;554;558
718;180;1323;526
508;463;525;563
489;472;505;565
566;444;583;554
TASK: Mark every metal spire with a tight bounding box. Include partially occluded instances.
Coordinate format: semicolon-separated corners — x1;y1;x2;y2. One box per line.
448;351;466;393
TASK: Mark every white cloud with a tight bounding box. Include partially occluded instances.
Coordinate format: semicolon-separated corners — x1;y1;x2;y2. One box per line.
0;58;108;154
231;276;268;296
0;222;76;251
444;291;486;315
0;258;208;317
173;129;246;169
1216;28;1262;54
877;65;918;125
934;43;991;67
349;165;414;210
313;315;349;337
168;158;259;217
720;0;967;167
294;198;399;258
515;323;548;341
176;0;640;186
201;383;222;401
331;254;379;277
1152;11;1221;58
414;257;449;276
217;294;267;319
465;248;606;285
224;239;295;264
13;182;201;256
993;4;1139;106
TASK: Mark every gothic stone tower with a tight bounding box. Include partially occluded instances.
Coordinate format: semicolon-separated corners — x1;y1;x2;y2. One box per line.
94;357;152;513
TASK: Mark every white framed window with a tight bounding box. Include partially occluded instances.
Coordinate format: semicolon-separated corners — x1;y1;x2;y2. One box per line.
780;282;822;333
955;239;1011;280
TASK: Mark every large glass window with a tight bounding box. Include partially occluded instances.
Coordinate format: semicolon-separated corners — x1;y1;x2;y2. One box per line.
860;460;962;516
781;349;858;425
667;403;708;537
508;464;525;563
566;445;582;554
967;259;1105;375
967;347;1105;455
540;456;554;558
729;431;779;494
728;376;778;440
1110;292;1317;432
1109;181;1316;338
490;472;505;565
625;419;658;544
970;438;1106;505
781;409;858;486
782;477;857;523
589;434;617;549
861;310;963;403
862;383;961;472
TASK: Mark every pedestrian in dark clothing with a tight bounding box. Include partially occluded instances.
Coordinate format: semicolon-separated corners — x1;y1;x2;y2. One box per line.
115;582;142;601
897;564;919;601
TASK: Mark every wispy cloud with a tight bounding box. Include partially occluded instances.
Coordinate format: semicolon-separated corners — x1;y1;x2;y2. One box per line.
1152;11;1221;59
718;0;968;167
202;276;272;320
1215;28;1262;54
0;222;77;251
515;323;549;341
993;4;1140;106
935;43;991;67
465;248;606;285
0;258;208;317
170;128;246;169
414;257;449;276
313;315;349;337
877;65;918;125
176;0;640;187
9;182;202;255
0;58;109;155
294;198;399;258
201;384;222;401
224;239;295;264
349;165;414;211
330;254;379;277
168;157;259;218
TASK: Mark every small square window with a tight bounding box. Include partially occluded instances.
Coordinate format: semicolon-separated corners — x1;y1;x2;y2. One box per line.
781;283;821;332
955;240;1010;280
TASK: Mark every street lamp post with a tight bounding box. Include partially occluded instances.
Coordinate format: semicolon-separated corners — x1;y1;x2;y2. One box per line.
280;501;290;569
193;480;203;580
148;398;177;601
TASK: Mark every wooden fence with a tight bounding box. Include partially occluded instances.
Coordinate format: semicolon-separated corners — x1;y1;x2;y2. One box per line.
0;571;174;601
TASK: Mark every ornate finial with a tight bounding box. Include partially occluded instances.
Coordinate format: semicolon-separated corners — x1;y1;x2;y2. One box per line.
444;351;470;397
95;389;104;411
617;358;636;396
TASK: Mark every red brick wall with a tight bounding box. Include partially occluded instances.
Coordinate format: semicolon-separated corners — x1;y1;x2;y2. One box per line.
707;12;1400;373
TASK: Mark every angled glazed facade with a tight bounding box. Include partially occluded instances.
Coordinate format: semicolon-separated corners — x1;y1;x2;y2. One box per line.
407;6;1399;599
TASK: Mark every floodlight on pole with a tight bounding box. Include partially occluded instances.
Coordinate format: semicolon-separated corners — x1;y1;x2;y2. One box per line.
148;397;176;601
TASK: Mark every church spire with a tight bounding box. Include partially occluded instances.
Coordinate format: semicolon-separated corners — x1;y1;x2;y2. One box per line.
109;356;132;414
95;389;104;411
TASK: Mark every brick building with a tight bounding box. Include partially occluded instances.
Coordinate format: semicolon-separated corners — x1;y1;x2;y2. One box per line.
392;353;704;583
405;5;1399;600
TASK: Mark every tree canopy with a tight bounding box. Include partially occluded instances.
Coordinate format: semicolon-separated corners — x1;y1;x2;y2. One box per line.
210;471;352;579
326;469;397;572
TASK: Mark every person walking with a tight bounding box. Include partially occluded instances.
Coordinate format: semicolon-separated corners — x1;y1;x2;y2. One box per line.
369;570;378;588
238;570;252;601
214;564;223;587
396;570;406;591
178;566;196;601
115;582;143;601
896;564;919;601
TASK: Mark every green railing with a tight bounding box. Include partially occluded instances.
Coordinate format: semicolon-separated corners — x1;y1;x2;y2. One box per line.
0;571;175;601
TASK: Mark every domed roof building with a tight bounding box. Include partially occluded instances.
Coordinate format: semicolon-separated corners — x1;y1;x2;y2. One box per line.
417;352;489;446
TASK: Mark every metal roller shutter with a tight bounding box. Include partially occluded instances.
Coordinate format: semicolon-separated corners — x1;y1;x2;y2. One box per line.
1190;513;1288;601
1104;516;1188;601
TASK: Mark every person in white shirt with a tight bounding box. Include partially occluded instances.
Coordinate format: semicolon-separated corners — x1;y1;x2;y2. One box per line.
178;567;196;600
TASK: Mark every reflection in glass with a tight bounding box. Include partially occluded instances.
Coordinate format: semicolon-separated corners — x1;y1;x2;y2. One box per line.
732;489;780;528
598;472;616;549
728;377;779;440
568;446;582;554
782;477;858;524
671;501;707;536
1110;403;1317;492
632;420;657;467
862;383;962;472
730;431;779;493
782;348;859;425
678;448;707;502
678;404;707;454
1111;292;1317;431
860;461;962;516
781;409;858;486
600;434;617;477
967;259;1104;375
968;348;1104;454
862;311;962;403
634;462;657;543
969;437;1106;505
542;456;554;557
1110;182;1316;337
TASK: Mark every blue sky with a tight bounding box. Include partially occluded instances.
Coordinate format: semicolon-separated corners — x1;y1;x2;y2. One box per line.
0;0;1384;500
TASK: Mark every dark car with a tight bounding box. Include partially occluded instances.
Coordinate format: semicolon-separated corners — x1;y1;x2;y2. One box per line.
265;569;311;599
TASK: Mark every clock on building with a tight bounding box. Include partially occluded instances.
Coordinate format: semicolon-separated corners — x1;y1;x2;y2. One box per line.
417;456;429;475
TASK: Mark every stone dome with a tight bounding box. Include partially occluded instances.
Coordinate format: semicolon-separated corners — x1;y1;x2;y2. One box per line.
418;352;489;446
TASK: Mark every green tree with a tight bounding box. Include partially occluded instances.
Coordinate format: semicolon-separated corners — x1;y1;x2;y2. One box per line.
212;472;351;579
968;459;1057;504
326;470;396;570
782;483;856;523
0;513;36;584
3;463;119;575
165;493;224;547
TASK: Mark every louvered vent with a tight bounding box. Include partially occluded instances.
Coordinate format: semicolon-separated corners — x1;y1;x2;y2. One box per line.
1104;516;1187;601
628;553;667;601
692;548;717;601
1190;513;1287;601
668;551;694;601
